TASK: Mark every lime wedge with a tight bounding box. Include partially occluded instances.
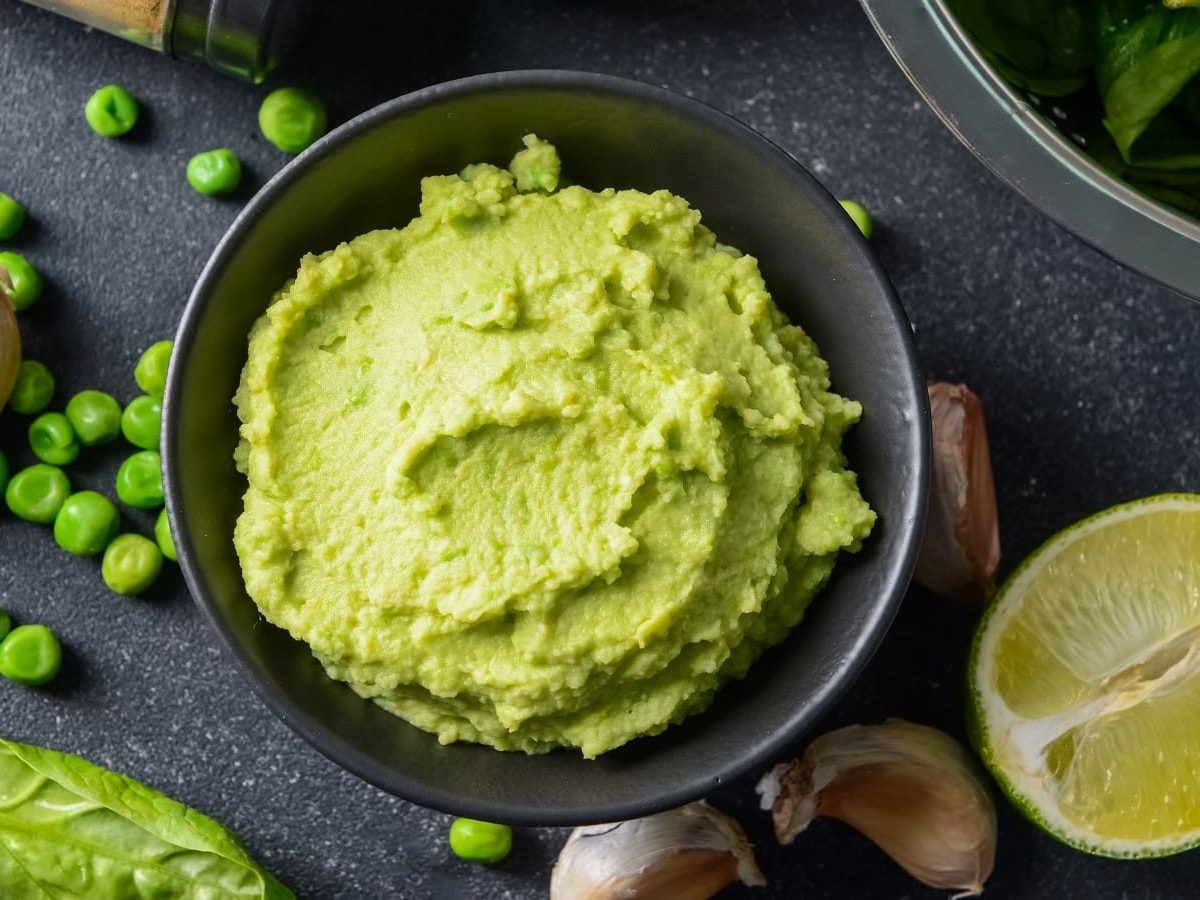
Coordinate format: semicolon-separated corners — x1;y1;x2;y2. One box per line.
970;493;1200;857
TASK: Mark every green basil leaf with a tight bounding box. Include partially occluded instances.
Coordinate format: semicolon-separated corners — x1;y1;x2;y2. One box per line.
0;737;294;899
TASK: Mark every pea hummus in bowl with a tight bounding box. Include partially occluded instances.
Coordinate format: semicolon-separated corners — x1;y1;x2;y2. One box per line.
233;136;875;758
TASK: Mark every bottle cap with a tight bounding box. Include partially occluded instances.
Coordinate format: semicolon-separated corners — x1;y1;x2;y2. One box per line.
171;0;312;83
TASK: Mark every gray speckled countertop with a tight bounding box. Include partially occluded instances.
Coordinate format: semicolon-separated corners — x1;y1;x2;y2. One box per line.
2;1;1198;898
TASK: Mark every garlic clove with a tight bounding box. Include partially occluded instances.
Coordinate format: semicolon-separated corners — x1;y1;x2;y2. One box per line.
550;801;766;900
916;382;1001;604
757;719;996;897
0;265;20;409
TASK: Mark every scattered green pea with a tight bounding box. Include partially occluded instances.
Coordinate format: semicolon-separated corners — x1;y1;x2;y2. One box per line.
0;608;10;642
121;394;162;450
115;450;163;509
54;491;121;557
0;193;25;241
839;199;873;239
102;533;162;596
134;340;173;398
0;251;43;310
186;149;242;197
155;508;177;562
66;390;123;446
29;412;81;466
448;818;513;864
0;624;62;685
0;449;8;495
85;84;139;137
259;87;327;154
8;360;54;415
5;464;70;524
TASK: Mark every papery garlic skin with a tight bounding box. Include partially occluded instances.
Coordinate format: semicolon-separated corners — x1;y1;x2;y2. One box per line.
758;719;996;897
550;801;765;900
916;382;1001;604
0;265;20;409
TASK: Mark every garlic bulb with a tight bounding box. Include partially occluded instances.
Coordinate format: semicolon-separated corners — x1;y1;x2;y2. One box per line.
916;382;1000;603
757;719;996;897
0;264;20;409
550;801;766;900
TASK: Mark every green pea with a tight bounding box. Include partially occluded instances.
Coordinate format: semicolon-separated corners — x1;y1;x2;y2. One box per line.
115;450;163;509
121;394;162;450
66;390;123;446
448;818;512;864
134;340;173;398
0;193;25;240
0;449;8;495
187;149;242;197
259;87;327;154
54;491;120;557
0;251;43;311
102;533;162;596
0;608;10;642
8;360;54;415
5;464;70;524
0;624;62;685
839;199;873;239
29;412;81;466
85;84;139;137
155;508;177;562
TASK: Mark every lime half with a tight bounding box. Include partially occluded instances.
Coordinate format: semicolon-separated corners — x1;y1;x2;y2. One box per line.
970;493;1200;857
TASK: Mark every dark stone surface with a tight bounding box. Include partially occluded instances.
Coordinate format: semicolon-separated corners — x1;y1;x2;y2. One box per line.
1;1;1198;897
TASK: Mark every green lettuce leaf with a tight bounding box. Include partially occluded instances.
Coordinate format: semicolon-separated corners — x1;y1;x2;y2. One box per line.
0;737;294;899
1097;0;1200;168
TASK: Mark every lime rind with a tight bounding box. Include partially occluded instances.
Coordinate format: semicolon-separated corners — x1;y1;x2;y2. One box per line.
969;492;1200;859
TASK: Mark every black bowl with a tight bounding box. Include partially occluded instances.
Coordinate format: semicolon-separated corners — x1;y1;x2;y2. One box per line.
163;70;929;826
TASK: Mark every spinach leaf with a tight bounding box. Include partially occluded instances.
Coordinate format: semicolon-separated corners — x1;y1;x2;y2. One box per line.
1097;0;1200;167
1083;121;1200;211
950;0;1200;214
947;0;1096;96
0;737;294;899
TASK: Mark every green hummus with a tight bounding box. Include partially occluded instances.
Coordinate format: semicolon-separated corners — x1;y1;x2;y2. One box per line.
234;136;875;757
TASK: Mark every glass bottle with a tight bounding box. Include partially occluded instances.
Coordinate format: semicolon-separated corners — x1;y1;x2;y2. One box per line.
19;0;312;82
